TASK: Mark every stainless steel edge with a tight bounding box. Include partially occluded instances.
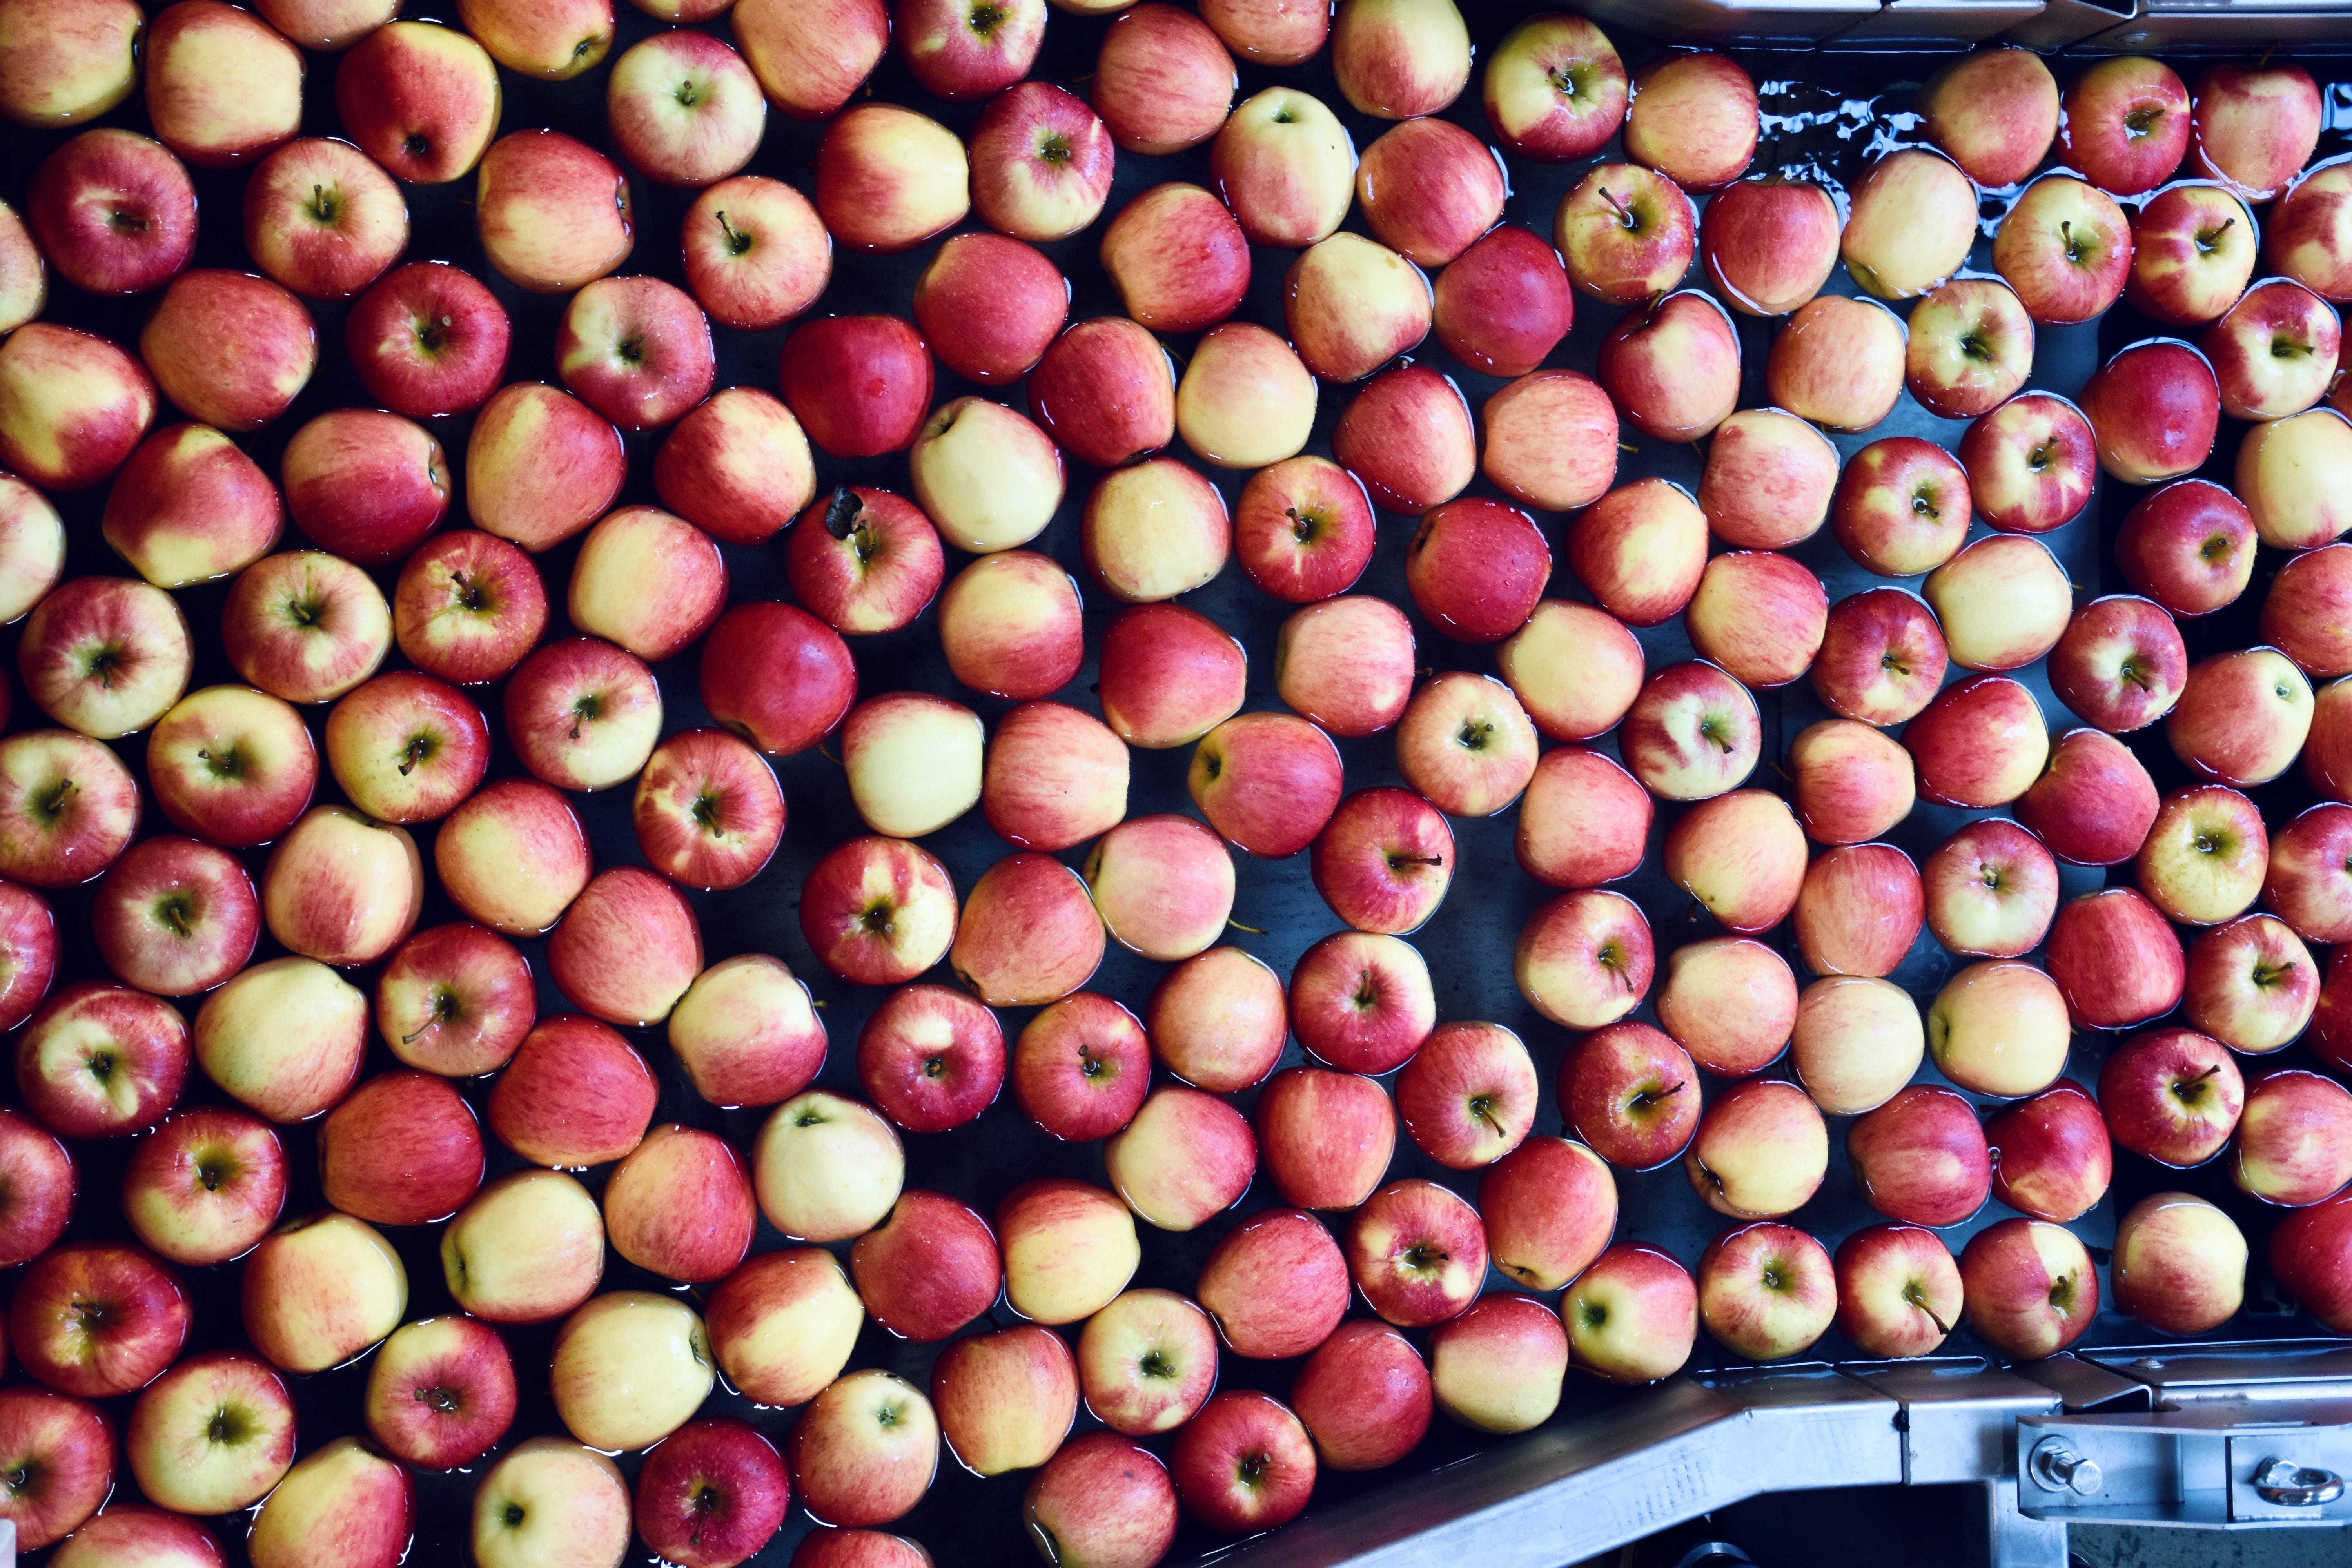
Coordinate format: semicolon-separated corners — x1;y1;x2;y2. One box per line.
1998;0;2138;48
1565;0;1883;46
1188;1371;1902;1568
1827;0;2051;49
2073;0;2352;51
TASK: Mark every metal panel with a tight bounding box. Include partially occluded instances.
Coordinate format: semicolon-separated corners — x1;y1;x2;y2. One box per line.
1841;1361;2060;1485
2000;0;2138;45
1829;0;2050;47
2074;0;2352;50
2009;1356;2160;1415
2016;1402;2352;1528
1569;0;1884;45
1194;1371;1902;1568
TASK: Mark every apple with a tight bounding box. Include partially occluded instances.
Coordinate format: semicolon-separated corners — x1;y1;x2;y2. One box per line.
145;0;302;169
17;575;193;738
2167;647;2314;786
101;424;283;590
1960;1220;2099;1358
700;603;857;759
464;383;627;552
1902;675;2049;809
1517;746;1650;890
1328;0;1470;120
2183;913;2319;1055
1024;1434;1176;1568
1563;1243;1697;1384
1618;659;1761;801
1515;888;1653;1031
1654;936;1797;1077
1697;1223;1835;1363
1357;116;1507;267
1992;175;2132;325
2116;478;2256;617
1906;278;2035;420
682;176;830;334
2047;595;2187;735
0;728;141;889
2127;181;2259;325
1497;598;1645;741
2111;1192;2248;1336
2266;804;2352;944
2098;1025;2245;1169
468;1440;628;1568
1919;46;2058;187
1597;290;1740;443
1069;1288;1215;1440
0;1105;70;1263
1553;162;1693;307
1286;231;1433;384
1173;321;1317;472
635;1420;790;1568
814;103;970;254
1256;1067;1397;1212
11;1241;189;1397
931;1326;1077;1478
51;1508;225;1568
453;0;611;77
505;637;664;794
1767;294;1907;431
1701;178;1838;316
997;1178;1140;1327
969;82;1114;243
1479;368;1617;515
1793;844;1925;979
90;835;259;996
365;1316;517;1473
1143;946;1285;1096
431;779;590;942
849;1189;1001;1344
1347;1178;1488;1327
909;405;1063;562
2137;782;2270;927
1812;588;1948;726
1168;1391;1318;1536
2204;278;2339;422
732;0;887;120
1984;1083;2112;1223
1684;1081;1825;1222
1210;85;1355;247
1100;182;1250;333
1926;960;2071;1099
332;18;498;182
652;392;815;550
984;701;1129;850
323;672;488;827
2269;155;2352;302
2264;544;2352;683
2239;407;2352;550
1564;478;1705;627
0;323;156;492
1026;316;1175;470
913;232;1073;385
1289;1319;1431;1472
1092;2;1229;153
192;957;366;1123
1232;457;1376;607
2080;337;2221;485
1007;993;1146;1144
0;0;142;124
1698;408;1839;550
1082;815;1236;963
1561;1021;1699;1171
318;1069;485;1227
705;1247;863;1407
140;269;317;432
606;30;764;191
260;805;421;968
487;1013;658;1167
0;1387;113;1550
244;1437;415;1568
1480;12;1624;160
2059;54;2190;196
1431;1291;1568;1432
280;408;450;566
553;278;717;436
475;131;635;295
2192;62;2322;200
1287;929;1437;1072
1790;975;1925;1118
390;533;546;688
549;1290;715;1452
240;1211;407;1373
1393;1020;1535;1171
1622;48;1754;189
440;1169;605;1325
0;472;62;622
1663;789;1806;933
1102;1085;1256;1232
1787;719;1914;844
125;1350;294;1514
2315;682;2352;803
1846;1086;1992;1228
341;260;510;420
1840;148;1976;299
17;982;189;1139
1330;363;1478;513
121;1104;284;1268
1198;0;1327;60
25;130;198;297
1834;1224;1963;1360
2015;729;2160;868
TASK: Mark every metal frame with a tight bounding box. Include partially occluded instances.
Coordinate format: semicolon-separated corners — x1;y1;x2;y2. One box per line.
1182;1347;2352;1566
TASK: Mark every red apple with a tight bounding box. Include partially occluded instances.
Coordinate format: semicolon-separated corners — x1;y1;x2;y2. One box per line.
1959;1218;2099;1358
2059;54;2189;196
1984;1083;2112;1223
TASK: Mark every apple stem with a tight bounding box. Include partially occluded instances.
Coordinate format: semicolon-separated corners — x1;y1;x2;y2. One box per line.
1619;442;1638;454
2119;659;2152;692
1227;917;1267;935
1597;186;1633;226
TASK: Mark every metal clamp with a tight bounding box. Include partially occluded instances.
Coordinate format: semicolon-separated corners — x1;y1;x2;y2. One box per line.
2028;1437;2102;1496
2254;1459;2347;1508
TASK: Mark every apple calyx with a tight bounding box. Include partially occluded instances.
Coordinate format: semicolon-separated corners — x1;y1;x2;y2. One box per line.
305;184;342;226
31;776;78;823
1399;1239;1449;1278
568;692;602;741
967;2;1010;38
150;891;198;938
1548;62;1595;103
